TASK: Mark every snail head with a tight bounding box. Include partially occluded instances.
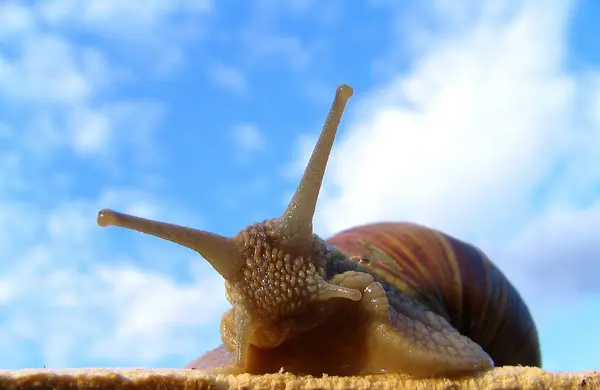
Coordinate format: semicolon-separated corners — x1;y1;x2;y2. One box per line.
96;85;357;366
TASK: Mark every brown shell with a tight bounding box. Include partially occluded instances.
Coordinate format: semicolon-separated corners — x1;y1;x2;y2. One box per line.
325;221;542;368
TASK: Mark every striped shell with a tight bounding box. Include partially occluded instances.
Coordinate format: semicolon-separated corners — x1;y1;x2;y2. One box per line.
326;221;542;368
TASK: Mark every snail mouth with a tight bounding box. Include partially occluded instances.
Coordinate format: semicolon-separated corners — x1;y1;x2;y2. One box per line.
243;308;371;376
190;300;375;376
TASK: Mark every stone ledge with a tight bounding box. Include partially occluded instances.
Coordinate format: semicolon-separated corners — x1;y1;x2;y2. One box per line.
0;367;597;390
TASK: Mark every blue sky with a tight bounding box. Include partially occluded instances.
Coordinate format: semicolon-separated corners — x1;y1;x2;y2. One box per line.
1;0;599;373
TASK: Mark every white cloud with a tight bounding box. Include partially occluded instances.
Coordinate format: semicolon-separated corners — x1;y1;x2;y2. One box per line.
207;62;247;93
303;0;600;299
32;0;212;75
0;0;224;369
587;73;600;127
501;202;600;296
242;31;314;72
46;201;92;244
89;264;226;363
10;100;165;163
0;2;36;41
69;108;111;155
71;101;165;161
0;33;107;105
36;0;212;40
0;152;26;195
232;123;265;156
0;190;227;368
0;4;166;163
0;280;14;304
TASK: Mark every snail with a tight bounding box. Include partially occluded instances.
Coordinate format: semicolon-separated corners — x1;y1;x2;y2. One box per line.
96;84;542;378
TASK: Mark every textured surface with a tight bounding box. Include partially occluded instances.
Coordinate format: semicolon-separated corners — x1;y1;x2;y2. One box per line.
0;367;598;390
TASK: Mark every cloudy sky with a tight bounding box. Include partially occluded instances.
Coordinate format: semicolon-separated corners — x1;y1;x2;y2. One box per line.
1;0;599;373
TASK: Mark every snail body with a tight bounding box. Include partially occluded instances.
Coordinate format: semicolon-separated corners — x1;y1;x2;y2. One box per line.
97;85;541;377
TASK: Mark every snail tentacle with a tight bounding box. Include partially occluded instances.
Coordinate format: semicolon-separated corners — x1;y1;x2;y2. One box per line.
314;280;362;302
97;209;244;280
276;85;353;242
331;271;390;317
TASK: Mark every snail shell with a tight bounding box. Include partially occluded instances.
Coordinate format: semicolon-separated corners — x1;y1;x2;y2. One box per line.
97;85;541;377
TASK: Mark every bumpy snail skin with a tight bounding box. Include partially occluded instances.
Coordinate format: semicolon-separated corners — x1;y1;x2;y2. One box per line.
188;257;493;377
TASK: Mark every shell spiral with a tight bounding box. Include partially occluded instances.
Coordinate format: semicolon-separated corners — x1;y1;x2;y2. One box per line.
325;222;542;368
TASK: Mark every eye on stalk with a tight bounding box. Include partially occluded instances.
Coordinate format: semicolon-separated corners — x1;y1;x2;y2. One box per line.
277;85;354;240
97;209;244;280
